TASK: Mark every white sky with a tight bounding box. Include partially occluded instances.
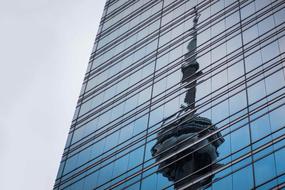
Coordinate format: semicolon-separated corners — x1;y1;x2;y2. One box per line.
0;0;105;189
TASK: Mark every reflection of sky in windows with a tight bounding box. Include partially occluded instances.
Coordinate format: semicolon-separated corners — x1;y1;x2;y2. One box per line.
54;0;285;190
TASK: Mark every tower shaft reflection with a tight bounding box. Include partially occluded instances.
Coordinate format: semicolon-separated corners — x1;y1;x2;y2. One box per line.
151;7;224;190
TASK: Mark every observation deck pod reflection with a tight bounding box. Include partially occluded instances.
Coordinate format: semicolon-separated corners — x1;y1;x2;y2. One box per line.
151;113;224;190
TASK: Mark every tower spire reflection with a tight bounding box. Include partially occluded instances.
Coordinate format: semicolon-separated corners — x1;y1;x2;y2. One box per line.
181;6;201;112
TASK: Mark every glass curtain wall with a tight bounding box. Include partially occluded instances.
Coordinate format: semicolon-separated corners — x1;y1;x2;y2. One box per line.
54;0;285;189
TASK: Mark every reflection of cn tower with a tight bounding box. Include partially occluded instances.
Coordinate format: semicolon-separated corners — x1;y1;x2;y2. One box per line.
151;7;224;190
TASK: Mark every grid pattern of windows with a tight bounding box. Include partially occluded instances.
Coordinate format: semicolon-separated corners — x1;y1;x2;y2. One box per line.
54;0;285;189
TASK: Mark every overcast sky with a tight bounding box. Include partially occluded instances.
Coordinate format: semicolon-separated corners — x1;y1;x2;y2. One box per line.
0;0;105;189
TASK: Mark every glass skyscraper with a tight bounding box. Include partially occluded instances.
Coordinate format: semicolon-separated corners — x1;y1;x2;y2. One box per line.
54;0;285;189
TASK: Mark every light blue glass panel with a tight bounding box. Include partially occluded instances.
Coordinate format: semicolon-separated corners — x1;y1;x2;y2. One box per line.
279;36;285;57
141;173;157;190
257;15;275;36
127;181;140;190
243;24;259;45
265;70;285;97
112;154;129;178
63;154;79;175
212;174;233;190
226;34;242;54
261;42;280;63
250;113;271;142
211;98;229;124
254;154;277;186
270;105;285;137
71;118;99;144
231;125;250;153
128;145;144;169
97;162;115;186
275;147;285;176
229;88;247;114
89;138;105;160
247;80;267;107
64;179;84;190
133;114;148;135
244;49;263;72
274;7;285;26
241;1;255;20
118;122;134;144
232;166;253;190
103;130;120;152
254;0;271;12
83;171;99;190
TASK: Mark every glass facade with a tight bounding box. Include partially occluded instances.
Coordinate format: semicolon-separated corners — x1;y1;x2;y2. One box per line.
54;0;285;189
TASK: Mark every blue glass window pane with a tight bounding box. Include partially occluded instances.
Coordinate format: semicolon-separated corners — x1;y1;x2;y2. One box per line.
254;154;277;186
233;166;253;190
